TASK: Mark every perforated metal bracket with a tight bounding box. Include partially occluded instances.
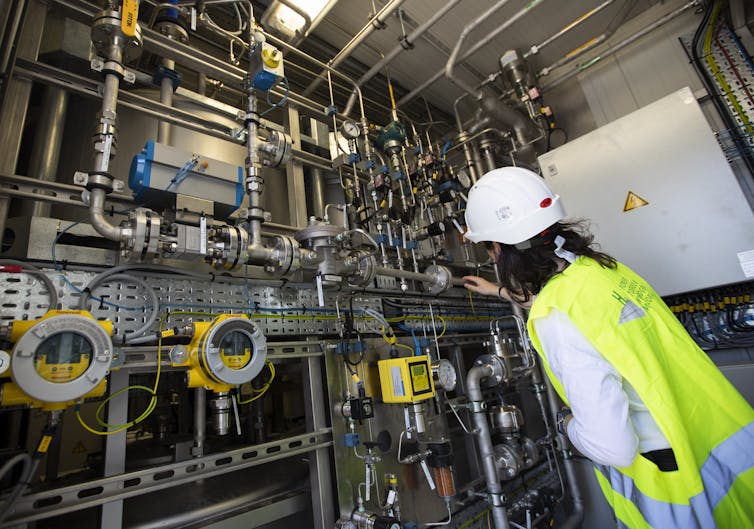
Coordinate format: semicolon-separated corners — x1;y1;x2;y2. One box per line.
2;429;333;525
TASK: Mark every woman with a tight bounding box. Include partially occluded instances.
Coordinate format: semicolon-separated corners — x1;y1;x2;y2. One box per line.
462;167;754;529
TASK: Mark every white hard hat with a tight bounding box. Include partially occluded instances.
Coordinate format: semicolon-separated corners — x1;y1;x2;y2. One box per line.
464;167;566;245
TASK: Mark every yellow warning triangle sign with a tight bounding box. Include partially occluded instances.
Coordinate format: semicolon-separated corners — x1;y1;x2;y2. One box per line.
623;191;649;212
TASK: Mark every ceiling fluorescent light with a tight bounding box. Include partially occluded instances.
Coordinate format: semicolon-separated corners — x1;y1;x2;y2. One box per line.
261;0;338;43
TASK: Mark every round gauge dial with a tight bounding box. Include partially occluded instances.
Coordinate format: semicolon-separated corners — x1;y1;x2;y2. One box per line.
340;119;361;140
34;332;93;384
456;168;471;189
433;359;457;392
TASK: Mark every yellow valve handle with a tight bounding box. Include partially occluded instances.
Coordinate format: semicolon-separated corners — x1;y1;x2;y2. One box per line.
122;0;138;37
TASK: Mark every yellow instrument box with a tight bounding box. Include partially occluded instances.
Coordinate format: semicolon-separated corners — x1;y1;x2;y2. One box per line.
378;355;435;403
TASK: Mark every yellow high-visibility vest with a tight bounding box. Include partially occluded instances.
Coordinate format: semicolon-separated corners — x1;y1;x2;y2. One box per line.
527;257;754;528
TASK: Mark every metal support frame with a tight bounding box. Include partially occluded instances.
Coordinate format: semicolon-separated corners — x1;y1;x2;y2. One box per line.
0;0;46;242
285;105;309;228
303;356;335;529
2;429;333;526
99;369;129;529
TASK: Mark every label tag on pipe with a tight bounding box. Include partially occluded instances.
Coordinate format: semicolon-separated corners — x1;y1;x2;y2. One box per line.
200;216;207;255
316;275;324;307
121;0;139;37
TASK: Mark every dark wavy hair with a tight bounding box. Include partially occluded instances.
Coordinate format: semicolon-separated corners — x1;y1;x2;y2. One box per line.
496;220;616;304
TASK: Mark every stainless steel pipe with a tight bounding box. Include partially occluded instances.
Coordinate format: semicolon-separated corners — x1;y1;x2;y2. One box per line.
467;364;511;529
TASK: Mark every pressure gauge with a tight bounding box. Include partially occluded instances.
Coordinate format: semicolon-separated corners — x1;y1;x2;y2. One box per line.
433;358;457;392
456;168;471;189
340;119;361;140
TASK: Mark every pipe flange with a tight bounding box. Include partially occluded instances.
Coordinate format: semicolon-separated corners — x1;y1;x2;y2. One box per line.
11;314;113;403
348;254;377;288
153;19;189;43
220;225;249;270
294;222;345;244
268;235;300;276
91;9;143;63
127;208;161;260
199;317;267;386
423;264;452;295
258;130;292;168
474;354;506;386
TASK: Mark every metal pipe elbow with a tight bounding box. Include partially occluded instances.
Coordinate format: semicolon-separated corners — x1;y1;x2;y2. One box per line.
467;364;493;402
89;188;127;242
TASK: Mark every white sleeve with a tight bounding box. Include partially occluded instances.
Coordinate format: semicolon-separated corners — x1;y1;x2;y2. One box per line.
533;309;639;468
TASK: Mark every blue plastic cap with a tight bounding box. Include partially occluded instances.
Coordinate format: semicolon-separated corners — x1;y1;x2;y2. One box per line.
344;433;361;447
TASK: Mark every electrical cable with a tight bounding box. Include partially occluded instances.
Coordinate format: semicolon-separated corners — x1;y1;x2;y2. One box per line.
0;259;58;310
75;311;192;435
703;3;753;135
84;274;160;340
237;361;276;404
0;423;58;524
690;0;754;180
0;453;32;524
259;77;289;117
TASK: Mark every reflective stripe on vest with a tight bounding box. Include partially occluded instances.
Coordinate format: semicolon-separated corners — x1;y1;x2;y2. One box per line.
596;420;754;529
595;465;715;529
700;420;754;509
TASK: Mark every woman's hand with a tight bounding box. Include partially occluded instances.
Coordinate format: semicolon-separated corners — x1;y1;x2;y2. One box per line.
463;276;508;300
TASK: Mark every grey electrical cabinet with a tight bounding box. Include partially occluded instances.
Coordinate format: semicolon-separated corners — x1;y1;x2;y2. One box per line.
538;87;754;296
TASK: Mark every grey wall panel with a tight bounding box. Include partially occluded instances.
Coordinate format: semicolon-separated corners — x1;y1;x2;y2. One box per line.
539;87;754;296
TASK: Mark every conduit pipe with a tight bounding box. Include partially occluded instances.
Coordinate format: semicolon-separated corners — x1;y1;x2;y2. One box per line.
374;265;465;288
399;0;546;107
537;0;638;77
88;45;131;243
445;0;514;99
302;0;407;97
444;1;545;164
524;0;617;59
20;85;68;218
542;0;698;91
341;0;463;116
467;363;510;529
157;59;174;144
543;374;585;529
453;93;480;184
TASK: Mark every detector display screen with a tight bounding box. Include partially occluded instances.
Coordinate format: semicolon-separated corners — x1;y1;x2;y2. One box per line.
34;332;93;383
219;331;252;369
